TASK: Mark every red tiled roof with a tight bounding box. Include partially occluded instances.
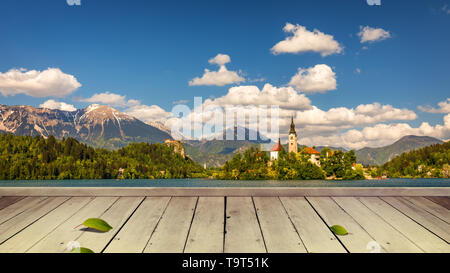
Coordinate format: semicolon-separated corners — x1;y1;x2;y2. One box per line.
303;147;320;154
271;143;282;151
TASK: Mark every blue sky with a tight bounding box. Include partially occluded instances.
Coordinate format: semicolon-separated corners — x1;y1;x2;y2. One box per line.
0;0;449;148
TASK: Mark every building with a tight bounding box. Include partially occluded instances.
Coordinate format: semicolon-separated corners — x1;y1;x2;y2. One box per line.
270;138;284;161
288;117;298;154
268;117;321;167
164;139;185;158
303;147;321;166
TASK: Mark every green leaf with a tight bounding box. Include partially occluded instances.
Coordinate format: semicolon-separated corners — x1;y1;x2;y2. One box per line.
70;247;95;253
330;225;348;235
81;218;113;232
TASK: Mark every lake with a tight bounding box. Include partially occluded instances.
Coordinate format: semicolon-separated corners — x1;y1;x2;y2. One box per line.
0;178;449;187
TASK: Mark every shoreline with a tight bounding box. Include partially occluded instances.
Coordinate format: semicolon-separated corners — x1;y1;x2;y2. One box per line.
0;176;448;181
0;186;449;196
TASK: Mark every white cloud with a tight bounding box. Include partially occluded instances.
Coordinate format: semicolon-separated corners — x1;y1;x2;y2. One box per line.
418;98;450;114
125;104;173;123
357;26;391;43
122;95;428;147
77;91;173;124
189;66;245;86
204;83;312;110
129;91;442;149
125;97;435;148
104;79;434;149
262;102;419;147
74;84;440;150
39;99;76;112
302;114;450;150
167;80;419;143
294;103;417;127
80;92;139;107
208;54;231;66
0;68;81;97
289;64;337;93
271;23;343;56
189;54;245;86
164;83;313;140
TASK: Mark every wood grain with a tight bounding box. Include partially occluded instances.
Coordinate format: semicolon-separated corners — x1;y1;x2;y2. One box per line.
0;197;93;253
224;197;266;253
382;197;450;243
359;197;450;253
0;197;68;244
426;197;450;210
143;197;197;253
280;197;345;253
184;197;225;253
27;197;118;253
255;197;307;253
105;197;171;253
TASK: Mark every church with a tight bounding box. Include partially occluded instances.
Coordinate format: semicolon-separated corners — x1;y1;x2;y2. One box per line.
270;117;321;166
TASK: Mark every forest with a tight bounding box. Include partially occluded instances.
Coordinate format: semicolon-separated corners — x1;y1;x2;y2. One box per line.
379;141;450;178
0;134;206;180
214;146;363;180
1;134;448;181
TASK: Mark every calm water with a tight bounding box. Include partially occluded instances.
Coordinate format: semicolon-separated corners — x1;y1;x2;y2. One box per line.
0;178;449;187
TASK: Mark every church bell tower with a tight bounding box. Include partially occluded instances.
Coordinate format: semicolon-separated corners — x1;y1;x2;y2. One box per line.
288;116;298;154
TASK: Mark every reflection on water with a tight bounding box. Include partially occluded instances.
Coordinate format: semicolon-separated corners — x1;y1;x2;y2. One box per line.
0;178;449;187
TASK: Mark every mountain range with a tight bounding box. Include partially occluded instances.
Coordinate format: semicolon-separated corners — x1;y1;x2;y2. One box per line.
355;135;443;166
184;135;442;167
183;126;270;167
0;104;171;149
0;104;444;167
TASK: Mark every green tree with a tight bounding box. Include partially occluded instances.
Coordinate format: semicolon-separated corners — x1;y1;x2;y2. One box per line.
0;134;206;180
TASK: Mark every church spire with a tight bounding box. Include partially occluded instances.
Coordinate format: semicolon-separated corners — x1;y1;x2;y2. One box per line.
288;116;298;154
278;137;285;152
289;116;296;136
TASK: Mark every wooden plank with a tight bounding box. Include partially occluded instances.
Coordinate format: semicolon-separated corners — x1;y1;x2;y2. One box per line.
224;197;266;253
426;197;450;210
0;197;68;244
359;197;450;253
280;197;345;253
184;197;224;253
382;197;450;243
306;197;386;253
1;187;449;197
75;197;144;253
144;197;197;253
0;197;48;225
0;197;93;253
0;197;25;210
105;197;171;253
27;197;118;253
403;197;450;224
254;197;307;253
333;197;423;253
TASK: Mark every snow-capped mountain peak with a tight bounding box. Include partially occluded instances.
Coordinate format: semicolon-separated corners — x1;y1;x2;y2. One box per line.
0;104;171;148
